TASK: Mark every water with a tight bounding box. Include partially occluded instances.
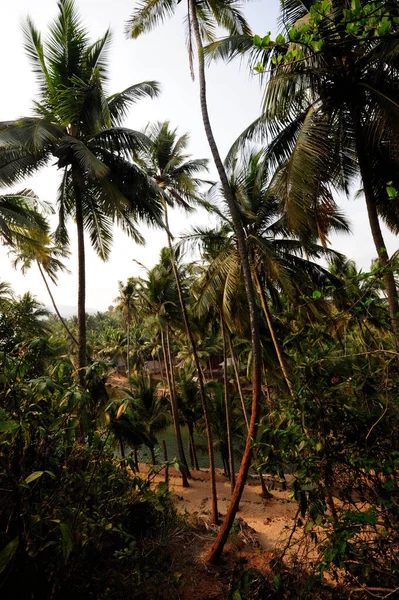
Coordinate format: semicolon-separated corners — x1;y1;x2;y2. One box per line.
137;425;224;469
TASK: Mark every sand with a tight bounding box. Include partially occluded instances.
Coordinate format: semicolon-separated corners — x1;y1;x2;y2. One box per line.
139;464;298;550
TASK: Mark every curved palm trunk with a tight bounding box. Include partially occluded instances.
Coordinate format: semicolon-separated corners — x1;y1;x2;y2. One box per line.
37;261;78;347
353;116;399;338
221;313;235;492
73;176;87;387
164;203;218;522
163;327;190;486
187;2;263;563
228;334;249;430
229;335;270;497
255;272;295;401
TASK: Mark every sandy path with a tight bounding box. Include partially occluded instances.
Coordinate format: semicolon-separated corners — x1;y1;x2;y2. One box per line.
140;464;298;550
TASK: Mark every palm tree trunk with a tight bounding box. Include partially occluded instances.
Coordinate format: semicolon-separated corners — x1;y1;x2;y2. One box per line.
163;327;190;487
188;1;262;562
188;422;200;470
158;347;165;388
228;334;249;430
229;335;270;497
353;115;399;337
221;313;235;492
164;203;218;522
255;272;295;401
37;261;78;347
126;320;131;389
73;176;87;387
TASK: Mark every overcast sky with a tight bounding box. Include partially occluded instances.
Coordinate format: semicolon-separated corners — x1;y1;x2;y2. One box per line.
0;0;397;312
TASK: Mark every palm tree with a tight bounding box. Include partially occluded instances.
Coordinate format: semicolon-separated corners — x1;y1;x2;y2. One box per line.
0;0;164;385
133;253;191;486
133;123;221;520
128;375;170;465
127;0;266;561
114;280;140;387
0;190;49;251
217;0;399;335
185;150;344;396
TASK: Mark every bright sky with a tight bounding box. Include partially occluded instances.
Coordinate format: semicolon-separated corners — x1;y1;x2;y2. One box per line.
0;0;397;311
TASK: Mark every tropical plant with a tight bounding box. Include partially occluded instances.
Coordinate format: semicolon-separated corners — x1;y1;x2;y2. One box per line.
215;0;399;335
127;0;265;562
0;0;164;384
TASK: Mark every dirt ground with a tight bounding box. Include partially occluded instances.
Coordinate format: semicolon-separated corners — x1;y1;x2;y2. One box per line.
139;463;298;551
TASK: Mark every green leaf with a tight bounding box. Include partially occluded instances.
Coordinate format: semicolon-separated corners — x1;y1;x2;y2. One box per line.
275;34;286;45
0;421;20;433
60;523;73;563
0;538;18;574
312;290;322;299
253;34;262;47
25;471;45;484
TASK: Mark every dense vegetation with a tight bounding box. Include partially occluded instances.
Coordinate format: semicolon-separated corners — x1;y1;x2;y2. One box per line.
0;0;398;598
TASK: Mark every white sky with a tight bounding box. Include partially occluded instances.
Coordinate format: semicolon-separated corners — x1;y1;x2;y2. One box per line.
0;0;397;311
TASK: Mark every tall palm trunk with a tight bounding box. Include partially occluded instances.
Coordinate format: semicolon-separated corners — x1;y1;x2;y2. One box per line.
353;115;399;338
37;261;78;347
188;422;200;470
228;334;249;429
164;203;218;522
73;175;87;387
254;272;295;400
229;334;271;498
188;1;263;563
162;327;190;486
220;313;235;492
126;319;131;389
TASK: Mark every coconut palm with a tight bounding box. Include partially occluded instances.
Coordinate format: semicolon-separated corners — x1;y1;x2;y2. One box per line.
184;149;345;396
215;0;399;336
0;0;164;384
133;123;221;519
132;252;191;485
0;190;50;252
127;375;170;465
114;280;141;387
127;0;266;560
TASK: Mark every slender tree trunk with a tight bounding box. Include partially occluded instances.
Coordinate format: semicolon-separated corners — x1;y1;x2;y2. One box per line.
37;261;78;347
158;347;165;388
228;334;249;430
188;422;200;470
126;320;131;389
353;114;399;337
164;327;190;486
162;439;169;487
150;446;156;465
164;203;218;521
73;175;87;387
221;313;235;491
188;3;262;562
255;272;295;401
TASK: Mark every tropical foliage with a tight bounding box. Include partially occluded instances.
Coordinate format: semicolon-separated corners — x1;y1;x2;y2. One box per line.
0;0;398;597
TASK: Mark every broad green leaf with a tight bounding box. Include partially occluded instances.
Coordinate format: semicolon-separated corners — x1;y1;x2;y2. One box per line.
0;538;18;574
0;421;20;433
60;523;73;563
312;290;322;299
